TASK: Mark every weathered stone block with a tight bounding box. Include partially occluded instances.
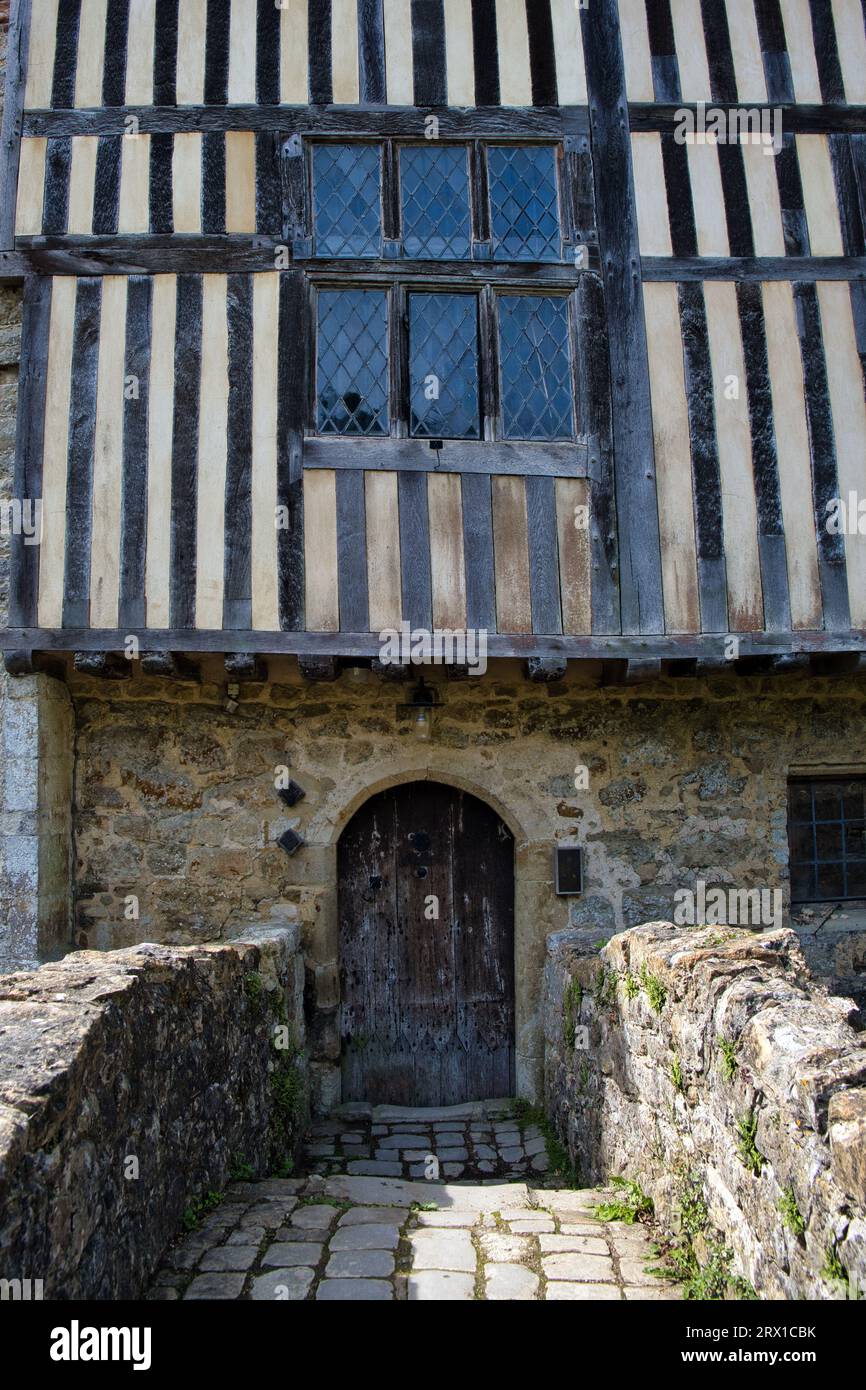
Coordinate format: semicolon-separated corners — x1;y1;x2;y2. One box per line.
829;1088;866;1205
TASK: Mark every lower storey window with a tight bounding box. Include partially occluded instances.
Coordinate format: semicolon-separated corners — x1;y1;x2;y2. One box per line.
788;777;866;902
314;286;575;442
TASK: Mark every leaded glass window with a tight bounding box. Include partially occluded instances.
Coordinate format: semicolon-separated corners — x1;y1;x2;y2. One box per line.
313;144;382;258
409;293;480;439
400;146;472;260
317;290;389;435
499;295;573;440
788;779;866;902
488;146;561;262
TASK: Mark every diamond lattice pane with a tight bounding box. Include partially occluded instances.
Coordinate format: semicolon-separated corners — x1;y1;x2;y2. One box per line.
400;145;472;260
409;292;480;439
313;143;382;258
488;145;561;262
499;295;573;440
317;290;389;435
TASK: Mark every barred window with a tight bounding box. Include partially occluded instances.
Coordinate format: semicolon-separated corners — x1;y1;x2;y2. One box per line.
788;778;866;902
314;287;573;442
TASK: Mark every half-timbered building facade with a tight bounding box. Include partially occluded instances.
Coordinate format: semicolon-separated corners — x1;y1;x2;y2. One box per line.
1;0;865;1107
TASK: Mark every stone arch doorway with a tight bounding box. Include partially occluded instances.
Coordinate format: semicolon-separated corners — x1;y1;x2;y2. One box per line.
338;780;515;1107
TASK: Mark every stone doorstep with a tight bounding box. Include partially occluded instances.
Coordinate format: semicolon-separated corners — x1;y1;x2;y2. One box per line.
338;1206;410;1226
321;1173;532;1211
371;1102;491;1124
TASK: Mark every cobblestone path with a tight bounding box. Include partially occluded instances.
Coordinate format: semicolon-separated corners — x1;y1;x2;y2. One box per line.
149;1103;682;1302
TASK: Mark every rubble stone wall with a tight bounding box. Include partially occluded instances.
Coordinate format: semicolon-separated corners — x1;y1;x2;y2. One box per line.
66;665;866;1105
0;924;306;1299
544;922;866;1299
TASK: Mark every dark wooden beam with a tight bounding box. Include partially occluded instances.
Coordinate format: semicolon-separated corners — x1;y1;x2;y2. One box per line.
643;256;866;282
809;652;866;678
2;629;865;662
23;105;588;139
371;658;411;680
580;0;664;635
628;103;866;135
2;649;34;676
624;658;663;684
305;437;591;478
0;0;32;250
2;239;592;285
694;656;732;677
9;276;51;628
601;658;663;685
767;654;810;675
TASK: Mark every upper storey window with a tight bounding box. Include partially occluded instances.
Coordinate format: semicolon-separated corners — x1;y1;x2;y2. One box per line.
400;146;472;260
305;128;585;448
310;141;565;263
313;144;382;258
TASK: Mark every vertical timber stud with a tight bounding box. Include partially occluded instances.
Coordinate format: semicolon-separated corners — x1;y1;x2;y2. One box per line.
580;0;663;634
277;270;306;630
0;0;33;250
358;0;386;104
9;275;51;635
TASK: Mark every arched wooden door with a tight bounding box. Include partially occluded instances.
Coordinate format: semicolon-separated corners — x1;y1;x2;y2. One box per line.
338;781;515;1106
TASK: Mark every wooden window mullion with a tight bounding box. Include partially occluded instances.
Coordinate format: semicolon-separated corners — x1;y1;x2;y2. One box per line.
390;282;410;437
382;140;401;256
471;140;492;260
479;284;500;442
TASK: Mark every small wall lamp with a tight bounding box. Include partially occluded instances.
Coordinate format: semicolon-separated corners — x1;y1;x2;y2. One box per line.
399;677;441;743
